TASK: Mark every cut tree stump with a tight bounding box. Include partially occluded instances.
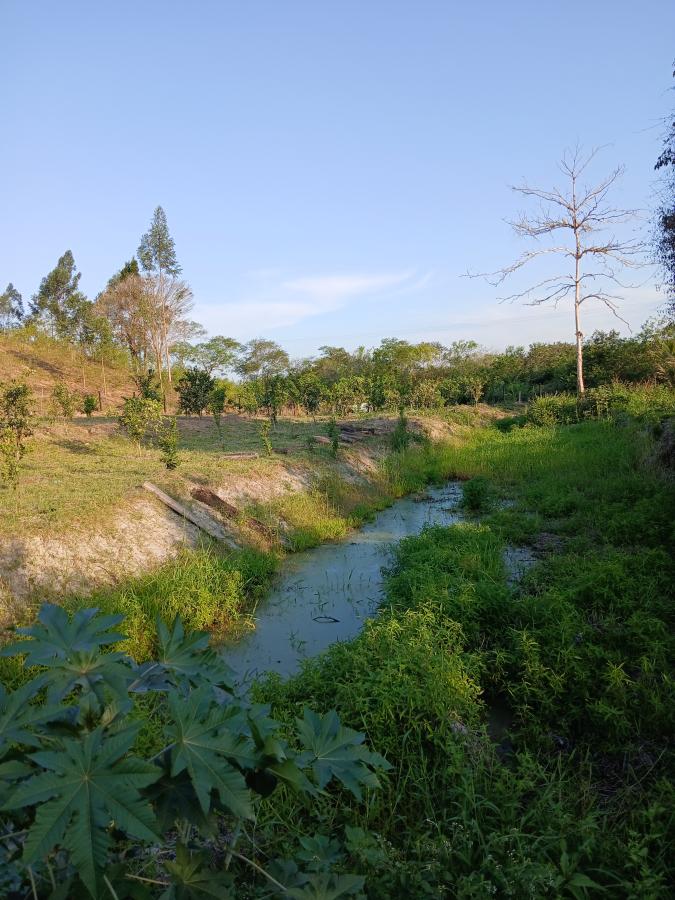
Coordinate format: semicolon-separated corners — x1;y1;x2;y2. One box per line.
143;482;238;548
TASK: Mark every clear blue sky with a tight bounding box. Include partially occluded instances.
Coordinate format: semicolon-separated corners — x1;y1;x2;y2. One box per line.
2;0;673;357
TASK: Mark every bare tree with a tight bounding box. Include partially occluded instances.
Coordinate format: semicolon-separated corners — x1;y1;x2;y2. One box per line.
473;148;645;393
96;273;193;385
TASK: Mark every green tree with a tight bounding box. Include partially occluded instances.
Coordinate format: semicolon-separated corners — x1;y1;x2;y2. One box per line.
0;377;34;489
138;206;183;385
236;338;289;379
0;282;24;329
176;368;215;416
29;251;87;340
138;207;181;278
174;335;241;375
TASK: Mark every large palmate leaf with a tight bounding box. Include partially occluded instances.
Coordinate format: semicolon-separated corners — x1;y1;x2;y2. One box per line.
285;873;366;900
131;617;234;695
0;676;64;754
164;686;254;818
1;604;132;710
161;844;234;899
295;709;390;800
4;603;126;662
3;724;161;897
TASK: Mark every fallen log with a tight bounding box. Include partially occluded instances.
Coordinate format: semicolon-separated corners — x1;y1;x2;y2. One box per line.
143;482;238;548
313;435;331;444
222;452;259;459
190;487;238;519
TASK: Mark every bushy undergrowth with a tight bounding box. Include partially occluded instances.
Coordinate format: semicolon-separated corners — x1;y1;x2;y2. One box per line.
527;382;675;427
65;546;277;659
253;417;674;897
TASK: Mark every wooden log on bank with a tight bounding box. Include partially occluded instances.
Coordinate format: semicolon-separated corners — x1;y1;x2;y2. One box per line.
143;482;238;548
190;487;238;519
222;452;259;460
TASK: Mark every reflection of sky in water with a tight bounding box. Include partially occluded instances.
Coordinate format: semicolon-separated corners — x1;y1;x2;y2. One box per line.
222;483;465;686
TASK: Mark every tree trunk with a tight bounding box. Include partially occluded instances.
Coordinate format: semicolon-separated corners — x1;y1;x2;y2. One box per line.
574;245;585;395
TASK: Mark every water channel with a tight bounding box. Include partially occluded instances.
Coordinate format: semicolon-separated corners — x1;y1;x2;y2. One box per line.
223;482;467;685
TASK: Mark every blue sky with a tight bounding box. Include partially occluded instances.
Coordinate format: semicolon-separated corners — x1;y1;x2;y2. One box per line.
2;1;673;357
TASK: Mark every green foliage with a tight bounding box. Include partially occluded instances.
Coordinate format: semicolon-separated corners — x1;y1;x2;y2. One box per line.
460;475;495;511
327;418;340;457
157;416;180;469
138;206;181;277
119;396;164;446
0;377;34;489
82;393;98;417
133;369;162;402
51;379;76;418
176;368;216;416
207;384;226;434
390;409;411;451
0;282;24;329
67;547;277;662
527;383;675;427
260;419;273;456
0;606;386;897
255;418;674;897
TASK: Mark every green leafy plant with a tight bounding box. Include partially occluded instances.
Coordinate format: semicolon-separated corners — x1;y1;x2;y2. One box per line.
51;380;76;419
208;384;227;436
118;396;164;447
260;419;273;456
0;377;34;490
157;416;180;469
0;604;388;897
176;368;215;416
82;393;98;417
460;475;495;512
390;408;411;452
327;418;340;457
132;369;162;402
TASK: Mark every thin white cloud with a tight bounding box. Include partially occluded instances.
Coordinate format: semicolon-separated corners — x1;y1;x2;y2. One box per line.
283;270;415;300
196;268;429;337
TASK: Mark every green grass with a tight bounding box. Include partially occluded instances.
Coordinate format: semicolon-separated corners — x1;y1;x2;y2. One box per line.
250;415;675;897
0;414;361;538
64;545;278;660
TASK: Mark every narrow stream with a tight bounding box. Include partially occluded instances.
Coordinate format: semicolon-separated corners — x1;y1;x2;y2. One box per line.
223;482;466;685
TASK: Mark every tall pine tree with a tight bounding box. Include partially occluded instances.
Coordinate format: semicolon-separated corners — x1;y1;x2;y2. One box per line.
137;207;182;384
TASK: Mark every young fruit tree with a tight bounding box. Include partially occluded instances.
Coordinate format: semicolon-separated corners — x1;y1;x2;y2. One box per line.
474;148;644;393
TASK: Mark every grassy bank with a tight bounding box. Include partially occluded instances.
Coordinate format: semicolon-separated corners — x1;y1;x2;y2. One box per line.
247;417;674;897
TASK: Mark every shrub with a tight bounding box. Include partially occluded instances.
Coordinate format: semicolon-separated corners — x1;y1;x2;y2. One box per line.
132;368;162;402
157;416;180;469
327;417;340;457
0;377;34;489
51;380;76;418
176;367;215;415
208;384;227;433
527;392;579;426
260;419;273;455
118;396;163;446
460;475;495;512
390;408;411;451
81;393;98;417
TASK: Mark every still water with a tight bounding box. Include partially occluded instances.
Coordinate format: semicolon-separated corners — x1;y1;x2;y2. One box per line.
223;482;465;685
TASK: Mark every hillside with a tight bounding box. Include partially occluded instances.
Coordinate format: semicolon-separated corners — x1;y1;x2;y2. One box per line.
0;329;134;411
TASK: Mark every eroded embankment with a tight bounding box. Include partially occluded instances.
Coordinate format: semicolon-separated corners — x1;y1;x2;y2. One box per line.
0;415;470;627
